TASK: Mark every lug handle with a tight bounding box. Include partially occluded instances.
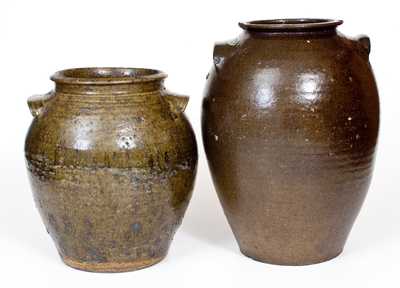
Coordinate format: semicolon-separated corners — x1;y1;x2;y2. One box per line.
27;91;55;117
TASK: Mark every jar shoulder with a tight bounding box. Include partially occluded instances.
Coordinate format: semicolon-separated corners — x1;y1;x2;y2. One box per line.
203;33;379;147
205;33;378;106
212;33;373;79
25;99;197;168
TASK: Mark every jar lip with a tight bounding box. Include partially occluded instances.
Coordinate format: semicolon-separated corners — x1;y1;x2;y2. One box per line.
51;67;167;85
239;18;343;32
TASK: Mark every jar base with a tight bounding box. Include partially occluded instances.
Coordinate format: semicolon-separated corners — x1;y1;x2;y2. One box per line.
61;255;165;273
240;249;343;266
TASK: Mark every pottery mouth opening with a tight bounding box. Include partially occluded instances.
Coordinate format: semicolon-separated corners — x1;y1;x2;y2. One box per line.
239;19;343;32
51;67;167;85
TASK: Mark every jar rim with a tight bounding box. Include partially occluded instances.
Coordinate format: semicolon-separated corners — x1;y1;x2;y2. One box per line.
51;67;167;85
239;19;343;32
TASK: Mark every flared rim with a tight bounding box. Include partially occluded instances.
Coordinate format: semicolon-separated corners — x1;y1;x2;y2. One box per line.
239;18;343;32
51;67;167;85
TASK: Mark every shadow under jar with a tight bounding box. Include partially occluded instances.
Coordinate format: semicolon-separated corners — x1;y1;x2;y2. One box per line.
202;19;379;265
25;67;198;272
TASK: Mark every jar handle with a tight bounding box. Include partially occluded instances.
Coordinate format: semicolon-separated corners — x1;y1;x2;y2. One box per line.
163;91;189;114
27;91;55;117
213;39;238;72
354;35;371;59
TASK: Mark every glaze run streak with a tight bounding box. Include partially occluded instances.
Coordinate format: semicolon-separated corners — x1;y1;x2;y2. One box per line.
202;19;379;265
25;68;198;272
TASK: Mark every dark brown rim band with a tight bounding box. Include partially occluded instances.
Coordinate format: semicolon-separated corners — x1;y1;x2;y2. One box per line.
239;19;343;32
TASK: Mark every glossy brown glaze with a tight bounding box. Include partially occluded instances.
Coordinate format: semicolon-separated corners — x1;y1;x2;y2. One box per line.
202;19;379;265
25;68;197;272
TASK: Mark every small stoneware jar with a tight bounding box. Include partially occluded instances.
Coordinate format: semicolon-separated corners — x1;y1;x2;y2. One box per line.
202;19;379;265
25;67;198;272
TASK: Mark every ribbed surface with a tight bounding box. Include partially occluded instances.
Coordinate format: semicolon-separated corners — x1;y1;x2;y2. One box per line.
202;26;379;265
25;79;198;271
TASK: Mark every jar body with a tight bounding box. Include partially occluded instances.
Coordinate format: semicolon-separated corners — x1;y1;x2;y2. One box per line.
202;22;379;265
25;71;197;272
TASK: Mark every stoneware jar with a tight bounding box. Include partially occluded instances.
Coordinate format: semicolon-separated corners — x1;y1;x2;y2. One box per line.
202;19;379;265
25;67;198;272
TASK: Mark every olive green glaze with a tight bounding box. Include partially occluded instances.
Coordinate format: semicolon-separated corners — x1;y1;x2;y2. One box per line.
202;19;379;265
25;67;197;272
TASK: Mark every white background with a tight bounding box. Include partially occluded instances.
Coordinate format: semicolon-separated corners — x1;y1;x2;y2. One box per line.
1;0;398;287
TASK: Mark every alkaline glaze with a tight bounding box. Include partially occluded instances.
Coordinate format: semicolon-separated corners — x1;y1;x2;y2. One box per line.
202;19;379;265
25;68;197;272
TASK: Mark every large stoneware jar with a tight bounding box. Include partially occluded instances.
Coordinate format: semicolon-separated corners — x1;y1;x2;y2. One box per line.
25;68;197;272
202;19;379;265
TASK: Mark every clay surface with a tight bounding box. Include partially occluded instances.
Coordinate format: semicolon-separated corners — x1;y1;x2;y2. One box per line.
26;67;198;272
202;19;379;265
